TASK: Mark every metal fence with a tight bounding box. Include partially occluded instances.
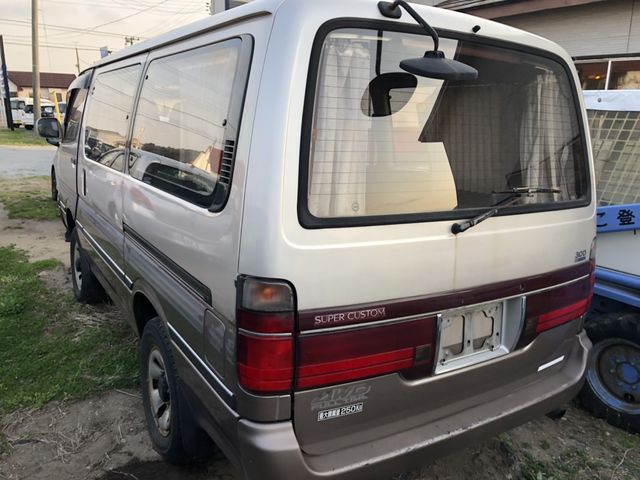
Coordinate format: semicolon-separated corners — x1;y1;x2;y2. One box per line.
588;108;640;206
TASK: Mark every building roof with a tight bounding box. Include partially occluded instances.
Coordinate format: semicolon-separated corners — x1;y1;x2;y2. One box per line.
436;0;607;18
436;0;508;10
8;71;76;89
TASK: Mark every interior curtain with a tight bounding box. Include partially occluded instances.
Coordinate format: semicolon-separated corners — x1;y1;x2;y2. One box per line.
308;39;372;217
519;71;572;202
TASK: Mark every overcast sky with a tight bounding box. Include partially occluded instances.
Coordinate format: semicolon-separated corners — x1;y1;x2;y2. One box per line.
0;0;211;75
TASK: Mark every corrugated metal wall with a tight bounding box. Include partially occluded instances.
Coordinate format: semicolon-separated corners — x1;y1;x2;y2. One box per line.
498;0;640;58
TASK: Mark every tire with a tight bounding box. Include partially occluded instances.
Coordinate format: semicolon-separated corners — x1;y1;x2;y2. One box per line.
579;312;640;433
69;228;104;303
24;125;33;130
51;168;58;202
12;124;20;129
140;318;213;463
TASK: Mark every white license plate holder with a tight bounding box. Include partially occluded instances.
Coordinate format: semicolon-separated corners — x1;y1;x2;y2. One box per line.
435;301;507;374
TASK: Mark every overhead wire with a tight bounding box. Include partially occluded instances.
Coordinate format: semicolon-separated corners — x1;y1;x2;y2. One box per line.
4;0;209;70
0;19;146;40
40;0;191;44
40;3;54;72
44;0;204;15
4;41;102;51
137;0;204;37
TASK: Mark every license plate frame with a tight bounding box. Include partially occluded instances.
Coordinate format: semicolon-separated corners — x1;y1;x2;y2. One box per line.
434;301;507;374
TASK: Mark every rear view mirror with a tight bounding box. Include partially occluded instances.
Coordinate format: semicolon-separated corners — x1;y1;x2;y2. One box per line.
378;0;478;82
400;51;478;81
362;72;417;117
37;117;61;146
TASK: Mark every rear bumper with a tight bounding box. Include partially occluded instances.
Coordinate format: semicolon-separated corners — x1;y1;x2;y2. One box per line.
236;330;590;480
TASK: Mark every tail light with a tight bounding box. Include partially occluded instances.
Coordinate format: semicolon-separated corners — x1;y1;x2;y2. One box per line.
236;276;295;394
525;275;593;336
296;317;436;390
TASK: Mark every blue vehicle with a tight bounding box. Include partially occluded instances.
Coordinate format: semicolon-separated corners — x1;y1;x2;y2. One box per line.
580;90;640;433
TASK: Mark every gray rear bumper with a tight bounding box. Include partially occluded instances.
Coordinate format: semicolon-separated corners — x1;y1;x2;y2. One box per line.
236;330;590;480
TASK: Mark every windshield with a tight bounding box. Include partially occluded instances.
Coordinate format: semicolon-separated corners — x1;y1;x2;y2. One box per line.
24;105;33;114
303;28;589;224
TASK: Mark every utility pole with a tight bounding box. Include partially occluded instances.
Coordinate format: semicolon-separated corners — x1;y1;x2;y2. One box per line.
32;0;41;129
0;35;14;130
75;47;80;75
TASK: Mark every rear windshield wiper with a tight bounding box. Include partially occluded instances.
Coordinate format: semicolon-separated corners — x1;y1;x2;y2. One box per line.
451;187;560;235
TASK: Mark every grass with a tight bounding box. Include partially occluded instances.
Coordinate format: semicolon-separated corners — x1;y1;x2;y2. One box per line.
0;246;138;415
496;430;640;480
0;128;49;147
0;186;58;221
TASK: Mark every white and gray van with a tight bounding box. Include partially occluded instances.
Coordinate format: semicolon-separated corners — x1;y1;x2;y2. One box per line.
38;0;596;478
9;97;27;128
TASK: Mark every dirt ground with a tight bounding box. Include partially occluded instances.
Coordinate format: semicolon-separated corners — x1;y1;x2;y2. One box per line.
1;387;638;480
1;179;639;480
0;178;68;268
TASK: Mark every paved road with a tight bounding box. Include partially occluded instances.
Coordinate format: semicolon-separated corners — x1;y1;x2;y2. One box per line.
0;145;56;178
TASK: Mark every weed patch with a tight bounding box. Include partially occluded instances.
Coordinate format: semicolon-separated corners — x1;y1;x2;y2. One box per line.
0;246;137;414
0;189;58;221
0;129;49;146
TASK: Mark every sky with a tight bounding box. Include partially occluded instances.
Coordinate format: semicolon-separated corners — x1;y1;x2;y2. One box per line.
0;0;212;75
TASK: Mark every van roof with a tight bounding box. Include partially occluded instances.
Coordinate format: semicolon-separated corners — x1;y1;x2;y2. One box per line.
85;0;283;73
85;0;570;74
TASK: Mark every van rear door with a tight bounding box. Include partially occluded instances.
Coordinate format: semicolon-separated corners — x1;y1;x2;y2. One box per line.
282;25;594;454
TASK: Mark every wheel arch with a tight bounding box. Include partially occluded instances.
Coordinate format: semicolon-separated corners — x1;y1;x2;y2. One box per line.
65;208;75;232
131;280;169;337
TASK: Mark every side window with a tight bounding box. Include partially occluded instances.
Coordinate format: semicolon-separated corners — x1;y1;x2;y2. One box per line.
63;89;87;142
129;39;242;208
84;64;141;170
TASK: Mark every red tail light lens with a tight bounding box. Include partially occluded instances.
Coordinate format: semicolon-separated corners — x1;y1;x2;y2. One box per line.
236;277;295;395
296;317;436;390
237;333;293;393
526;276;593;335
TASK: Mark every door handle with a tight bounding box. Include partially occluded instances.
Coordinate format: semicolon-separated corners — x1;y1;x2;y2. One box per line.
70;156;76;166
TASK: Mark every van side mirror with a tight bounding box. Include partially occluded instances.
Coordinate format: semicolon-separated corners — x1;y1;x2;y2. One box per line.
37;117;62;146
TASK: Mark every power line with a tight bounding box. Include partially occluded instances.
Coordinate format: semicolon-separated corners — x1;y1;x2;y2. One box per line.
73;0;175;32
5;41;103;52
0;18;145;39
39;3;54;72
137;0;203;37
33;0;176;45
43;0;204;15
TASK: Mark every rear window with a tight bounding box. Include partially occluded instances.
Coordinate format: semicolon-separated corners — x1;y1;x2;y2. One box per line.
301;27;589;226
